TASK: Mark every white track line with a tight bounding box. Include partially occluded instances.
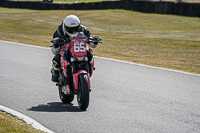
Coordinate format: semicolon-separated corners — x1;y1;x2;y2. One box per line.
94;56;200;77
0;105;54;133
1;40;199;77
0;40;50;50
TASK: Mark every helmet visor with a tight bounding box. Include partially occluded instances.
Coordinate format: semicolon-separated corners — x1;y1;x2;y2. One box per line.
64;24;80;34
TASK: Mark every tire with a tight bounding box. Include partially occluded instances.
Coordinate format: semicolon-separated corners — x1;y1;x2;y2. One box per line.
77;74;90;110
58;85;74;103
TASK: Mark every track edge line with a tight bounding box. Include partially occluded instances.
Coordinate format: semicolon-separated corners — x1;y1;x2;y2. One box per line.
0;105;55;133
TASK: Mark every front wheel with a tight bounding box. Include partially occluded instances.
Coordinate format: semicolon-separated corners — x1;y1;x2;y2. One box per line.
77;74;90;110
58;85;74;103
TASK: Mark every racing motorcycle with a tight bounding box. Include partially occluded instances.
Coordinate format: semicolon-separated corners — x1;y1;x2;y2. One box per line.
50;32;101;110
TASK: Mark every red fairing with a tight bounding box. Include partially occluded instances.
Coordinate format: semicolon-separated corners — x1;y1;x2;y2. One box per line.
60;47;70;78
60;43;70;52
71;39;87;58
73;70;90;90
61;58;70;77
90;58;94;77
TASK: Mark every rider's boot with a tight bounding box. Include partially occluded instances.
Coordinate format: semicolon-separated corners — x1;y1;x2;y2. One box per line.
51;60;60;82
51;68;59;82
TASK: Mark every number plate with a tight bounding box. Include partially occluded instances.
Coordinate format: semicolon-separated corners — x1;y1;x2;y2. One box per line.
71;39;87;57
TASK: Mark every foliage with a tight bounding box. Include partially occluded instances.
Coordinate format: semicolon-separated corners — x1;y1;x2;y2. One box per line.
0;111;43;133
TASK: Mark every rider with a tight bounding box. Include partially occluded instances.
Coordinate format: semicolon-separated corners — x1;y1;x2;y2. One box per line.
51;15;100;82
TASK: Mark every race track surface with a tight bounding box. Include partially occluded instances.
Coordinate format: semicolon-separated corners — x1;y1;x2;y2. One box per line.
0;41;200;133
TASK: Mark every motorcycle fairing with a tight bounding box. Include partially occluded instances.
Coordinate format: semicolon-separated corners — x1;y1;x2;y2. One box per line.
71;39;87;59
89;58;94;77
73;70;90;90
60;51;70;77
60;43;70;52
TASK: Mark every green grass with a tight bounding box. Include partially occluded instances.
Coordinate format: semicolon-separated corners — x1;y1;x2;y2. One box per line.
0;111;44;133
0;7;200;74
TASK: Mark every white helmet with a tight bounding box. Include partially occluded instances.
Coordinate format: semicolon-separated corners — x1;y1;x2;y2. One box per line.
63;15;80;37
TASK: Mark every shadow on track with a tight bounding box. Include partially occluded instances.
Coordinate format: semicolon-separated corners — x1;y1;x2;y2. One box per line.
27;102;85;112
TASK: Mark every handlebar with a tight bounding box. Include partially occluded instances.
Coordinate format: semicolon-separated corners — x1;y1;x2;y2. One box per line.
50;38;70;47
50;35;102;47
88;37;102;44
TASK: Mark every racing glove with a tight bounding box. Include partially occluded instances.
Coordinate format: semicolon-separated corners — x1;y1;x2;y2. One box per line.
52;38;60;48
93;36;101;45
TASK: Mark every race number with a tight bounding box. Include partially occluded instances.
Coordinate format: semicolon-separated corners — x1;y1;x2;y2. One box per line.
74;42;86;52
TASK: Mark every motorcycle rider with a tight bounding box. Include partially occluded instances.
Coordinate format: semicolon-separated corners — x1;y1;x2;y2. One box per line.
51;15;100;82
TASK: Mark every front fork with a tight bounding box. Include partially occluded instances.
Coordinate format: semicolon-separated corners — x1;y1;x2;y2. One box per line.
73;70;90;92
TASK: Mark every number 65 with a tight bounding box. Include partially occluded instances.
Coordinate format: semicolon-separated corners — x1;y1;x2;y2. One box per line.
74;42;85;52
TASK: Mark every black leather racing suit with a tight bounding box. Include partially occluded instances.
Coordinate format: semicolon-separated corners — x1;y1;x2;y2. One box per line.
52;22;93;69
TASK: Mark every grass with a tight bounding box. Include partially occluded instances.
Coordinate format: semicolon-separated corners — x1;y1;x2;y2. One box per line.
0;8;200;74
0;111;44;133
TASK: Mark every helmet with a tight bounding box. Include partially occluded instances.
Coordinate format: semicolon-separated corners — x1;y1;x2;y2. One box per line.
63;15;80;37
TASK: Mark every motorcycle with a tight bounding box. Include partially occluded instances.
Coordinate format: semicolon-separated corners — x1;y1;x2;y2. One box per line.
50;32;101;110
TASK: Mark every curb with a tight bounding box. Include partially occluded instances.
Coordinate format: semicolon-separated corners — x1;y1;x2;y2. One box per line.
0;105;54;133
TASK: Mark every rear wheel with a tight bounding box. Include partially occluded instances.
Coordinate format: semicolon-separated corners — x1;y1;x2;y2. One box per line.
58;85;74;103
77;74;90;110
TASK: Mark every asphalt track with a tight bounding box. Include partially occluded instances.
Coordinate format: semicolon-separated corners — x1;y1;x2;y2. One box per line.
0;40;200;133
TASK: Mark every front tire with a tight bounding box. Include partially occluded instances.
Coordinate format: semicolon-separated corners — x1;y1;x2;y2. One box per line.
77;74;90;110
58;85;74;103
